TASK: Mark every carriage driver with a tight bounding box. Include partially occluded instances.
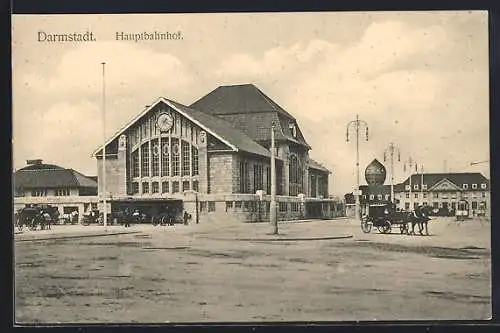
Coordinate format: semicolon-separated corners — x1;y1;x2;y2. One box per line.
413;205;423;219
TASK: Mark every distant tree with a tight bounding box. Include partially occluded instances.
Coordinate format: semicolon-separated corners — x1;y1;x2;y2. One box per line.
344;192;355;204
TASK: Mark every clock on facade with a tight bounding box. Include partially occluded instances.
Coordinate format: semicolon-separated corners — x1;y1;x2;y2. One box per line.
157;113;173;132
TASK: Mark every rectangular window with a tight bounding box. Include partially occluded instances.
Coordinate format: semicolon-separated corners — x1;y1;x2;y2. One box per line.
131;150;139;178
472;201;478;209
161;181;169;193
161;141;170;177
405;193;410;198
377;194;382;200
482;192;487;198
253;164;264;191
433;202;439;208
434;192;439;198
91;203;98;210
414;193;418;199
208;201;216;212
182;141;190;176
132;182;139;194
423;193;427;198
141;143;149;177
31;189;47;197
142;182;149;194
192;180;199;192
200;201;206;212
172;139;180;176
472;184;477;189
279;202;287;212
152;181;159;193
55;188;70;196
422;184;427;190
192;148;199;176
405;202;410;210
151;139;159;176
182;181;190;192
235;201;242;209
239;160;249;193
172;181;179;193
225;201;233;212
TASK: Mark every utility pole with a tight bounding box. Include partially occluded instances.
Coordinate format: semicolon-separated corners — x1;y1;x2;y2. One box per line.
346;114;369;221
419;164;424;207
270;122;278;234
383;142;401;205
101;62;108;230
404;157;418;211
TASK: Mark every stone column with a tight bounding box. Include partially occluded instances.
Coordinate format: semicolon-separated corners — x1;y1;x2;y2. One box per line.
198;131;208;193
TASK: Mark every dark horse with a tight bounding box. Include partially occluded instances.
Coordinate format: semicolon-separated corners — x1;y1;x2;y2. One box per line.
406;208;431;235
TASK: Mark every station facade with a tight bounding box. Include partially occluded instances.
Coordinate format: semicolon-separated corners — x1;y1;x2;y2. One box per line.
94;84;343;223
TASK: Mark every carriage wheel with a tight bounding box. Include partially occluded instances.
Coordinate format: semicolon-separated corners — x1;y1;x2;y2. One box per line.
361;219;372;233
378;221;392;234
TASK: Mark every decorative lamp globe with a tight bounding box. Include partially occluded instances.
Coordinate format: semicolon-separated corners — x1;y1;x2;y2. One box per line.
365;158;387;186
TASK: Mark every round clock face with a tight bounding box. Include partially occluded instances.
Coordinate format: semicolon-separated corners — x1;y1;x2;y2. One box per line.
157;113;173;132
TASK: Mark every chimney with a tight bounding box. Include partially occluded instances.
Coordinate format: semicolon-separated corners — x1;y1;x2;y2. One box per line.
27;159;43;165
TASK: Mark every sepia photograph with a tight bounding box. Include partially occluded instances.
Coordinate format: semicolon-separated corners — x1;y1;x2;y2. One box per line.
12;11;490;323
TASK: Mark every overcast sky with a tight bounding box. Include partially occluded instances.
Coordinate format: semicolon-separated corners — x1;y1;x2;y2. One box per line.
12;11;489;196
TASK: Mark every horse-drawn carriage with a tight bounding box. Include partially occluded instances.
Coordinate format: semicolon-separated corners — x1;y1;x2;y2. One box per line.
15;205;58;231
361;203;431;235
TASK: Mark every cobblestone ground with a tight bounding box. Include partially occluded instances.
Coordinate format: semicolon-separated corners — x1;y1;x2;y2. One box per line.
14;217;491;323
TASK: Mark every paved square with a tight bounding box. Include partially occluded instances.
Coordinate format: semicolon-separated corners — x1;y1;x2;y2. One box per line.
14;217;491;323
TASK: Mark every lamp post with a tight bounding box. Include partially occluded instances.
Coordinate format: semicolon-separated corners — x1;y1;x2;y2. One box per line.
346;114;369;221
270;122;278;234
383;142;401;205
403;157;418;211
101;62;108;229
418;164;424;207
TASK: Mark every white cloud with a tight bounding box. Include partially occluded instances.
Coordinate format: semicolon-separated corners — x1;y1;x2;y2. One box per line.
18;42;194;101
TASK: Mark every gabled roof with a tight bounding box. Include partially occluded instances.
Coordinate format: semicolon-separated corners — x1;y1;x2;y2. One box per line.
399;173;489;191
190;84;310;149
428;178;462;191
308;159;330;173
92;97;271;159
14;165;98;189
190;84;296;119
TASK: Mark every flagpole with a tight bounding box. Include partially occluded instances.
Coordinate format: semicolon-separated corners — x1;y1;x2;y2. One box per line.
101;62;108;230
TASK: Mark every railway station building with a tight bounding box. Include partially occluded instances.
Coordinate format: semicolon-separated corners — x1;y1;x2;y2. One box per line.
93;84;343;223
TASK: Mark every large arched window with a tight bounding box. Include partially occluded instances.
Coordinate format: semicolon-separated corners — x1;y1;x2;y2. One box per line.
128;109;201;195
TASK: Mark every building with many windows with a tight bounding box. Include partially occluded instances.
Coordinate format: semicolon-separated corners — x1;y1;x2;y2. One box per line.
93;84;342;223
13;159;99;217
395;172;490;216
357;158;490;218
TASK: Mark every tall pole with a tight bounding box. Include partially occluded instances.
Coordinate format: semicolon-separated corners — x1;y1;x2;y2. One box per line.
384;143;401;205
101;62;107;229
346;114;369;221
420;164;424;206
270;123;278;234
404;157;417;211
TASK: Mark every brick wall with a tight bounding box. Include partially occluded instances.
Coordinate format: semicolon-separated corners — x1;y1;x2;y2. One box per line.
97;149;127;197
208;153;234;194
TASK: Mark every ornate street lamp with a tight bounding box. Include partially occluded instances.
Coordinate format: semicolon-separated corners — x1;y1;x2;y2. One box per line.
346;114;369;221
